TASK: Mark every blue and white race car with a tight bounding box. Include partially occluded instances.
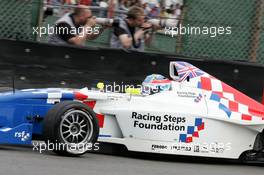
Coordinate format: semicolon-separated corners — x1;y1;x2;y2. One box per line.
0;61;264;162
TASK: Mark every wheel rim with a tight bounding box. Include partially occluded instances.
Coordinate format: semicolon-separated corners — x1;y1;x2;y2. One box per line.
60;109;94;147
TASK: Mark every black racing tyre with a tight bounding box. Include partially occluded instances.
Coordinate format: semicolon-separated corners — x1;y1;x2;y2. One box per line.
43;101;99;156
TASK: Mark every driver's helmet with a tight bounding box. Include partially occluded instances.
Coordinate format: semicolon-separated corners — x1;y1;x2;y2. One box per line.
141;74;171;95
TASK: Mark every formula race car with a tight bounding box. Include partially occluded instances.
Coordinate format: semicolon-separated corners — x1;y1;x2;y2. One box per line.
0;61;264;162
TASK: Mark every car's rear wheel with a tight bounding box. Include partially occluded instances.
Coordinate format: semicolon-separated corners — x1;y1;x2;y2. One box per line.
43;101;99;156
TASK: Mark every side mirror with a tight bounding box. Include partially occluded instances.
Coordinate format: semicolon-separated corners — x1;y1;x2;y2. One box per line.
186;76;190;82
169;62;179;81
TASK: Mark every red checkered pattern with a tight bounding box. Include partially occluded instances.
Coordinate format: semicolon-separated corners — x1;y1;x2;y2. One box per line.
181;119;205;143
186;137;193;143
197;122;205;130
200;77;264;121
185;124;205;143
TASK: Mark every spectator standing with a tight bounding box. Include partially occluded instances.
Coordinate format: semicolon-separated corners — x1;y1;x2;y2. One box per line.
142;0;161;17
168;3;182;26
48;5;105;46
110;6;154;51
118;0;128;11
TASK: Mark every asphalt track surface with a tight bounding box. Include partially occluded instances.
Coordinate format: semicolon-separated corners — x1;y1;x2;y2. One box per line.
0;144;263;175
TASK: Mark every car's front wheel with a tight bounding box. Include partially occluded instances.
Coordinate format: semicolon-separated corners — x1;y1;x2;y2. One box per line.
43;101;99;156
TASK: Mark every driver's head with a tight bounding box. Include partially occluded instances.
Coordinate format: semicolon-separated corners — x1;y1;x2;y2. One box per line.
141;74;171;95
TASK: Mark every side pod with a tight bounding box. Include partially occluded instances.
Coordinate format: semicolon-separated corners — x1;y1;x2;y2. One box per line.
0;123;33;145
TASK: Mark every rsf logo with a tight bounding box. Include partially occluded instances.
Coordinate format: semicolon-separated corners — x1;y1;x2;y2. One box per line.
14;131;31;141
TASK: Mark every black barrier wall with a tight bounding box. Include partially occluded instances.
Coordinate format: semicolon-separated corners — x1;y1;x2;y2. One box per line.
0;39;263;102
